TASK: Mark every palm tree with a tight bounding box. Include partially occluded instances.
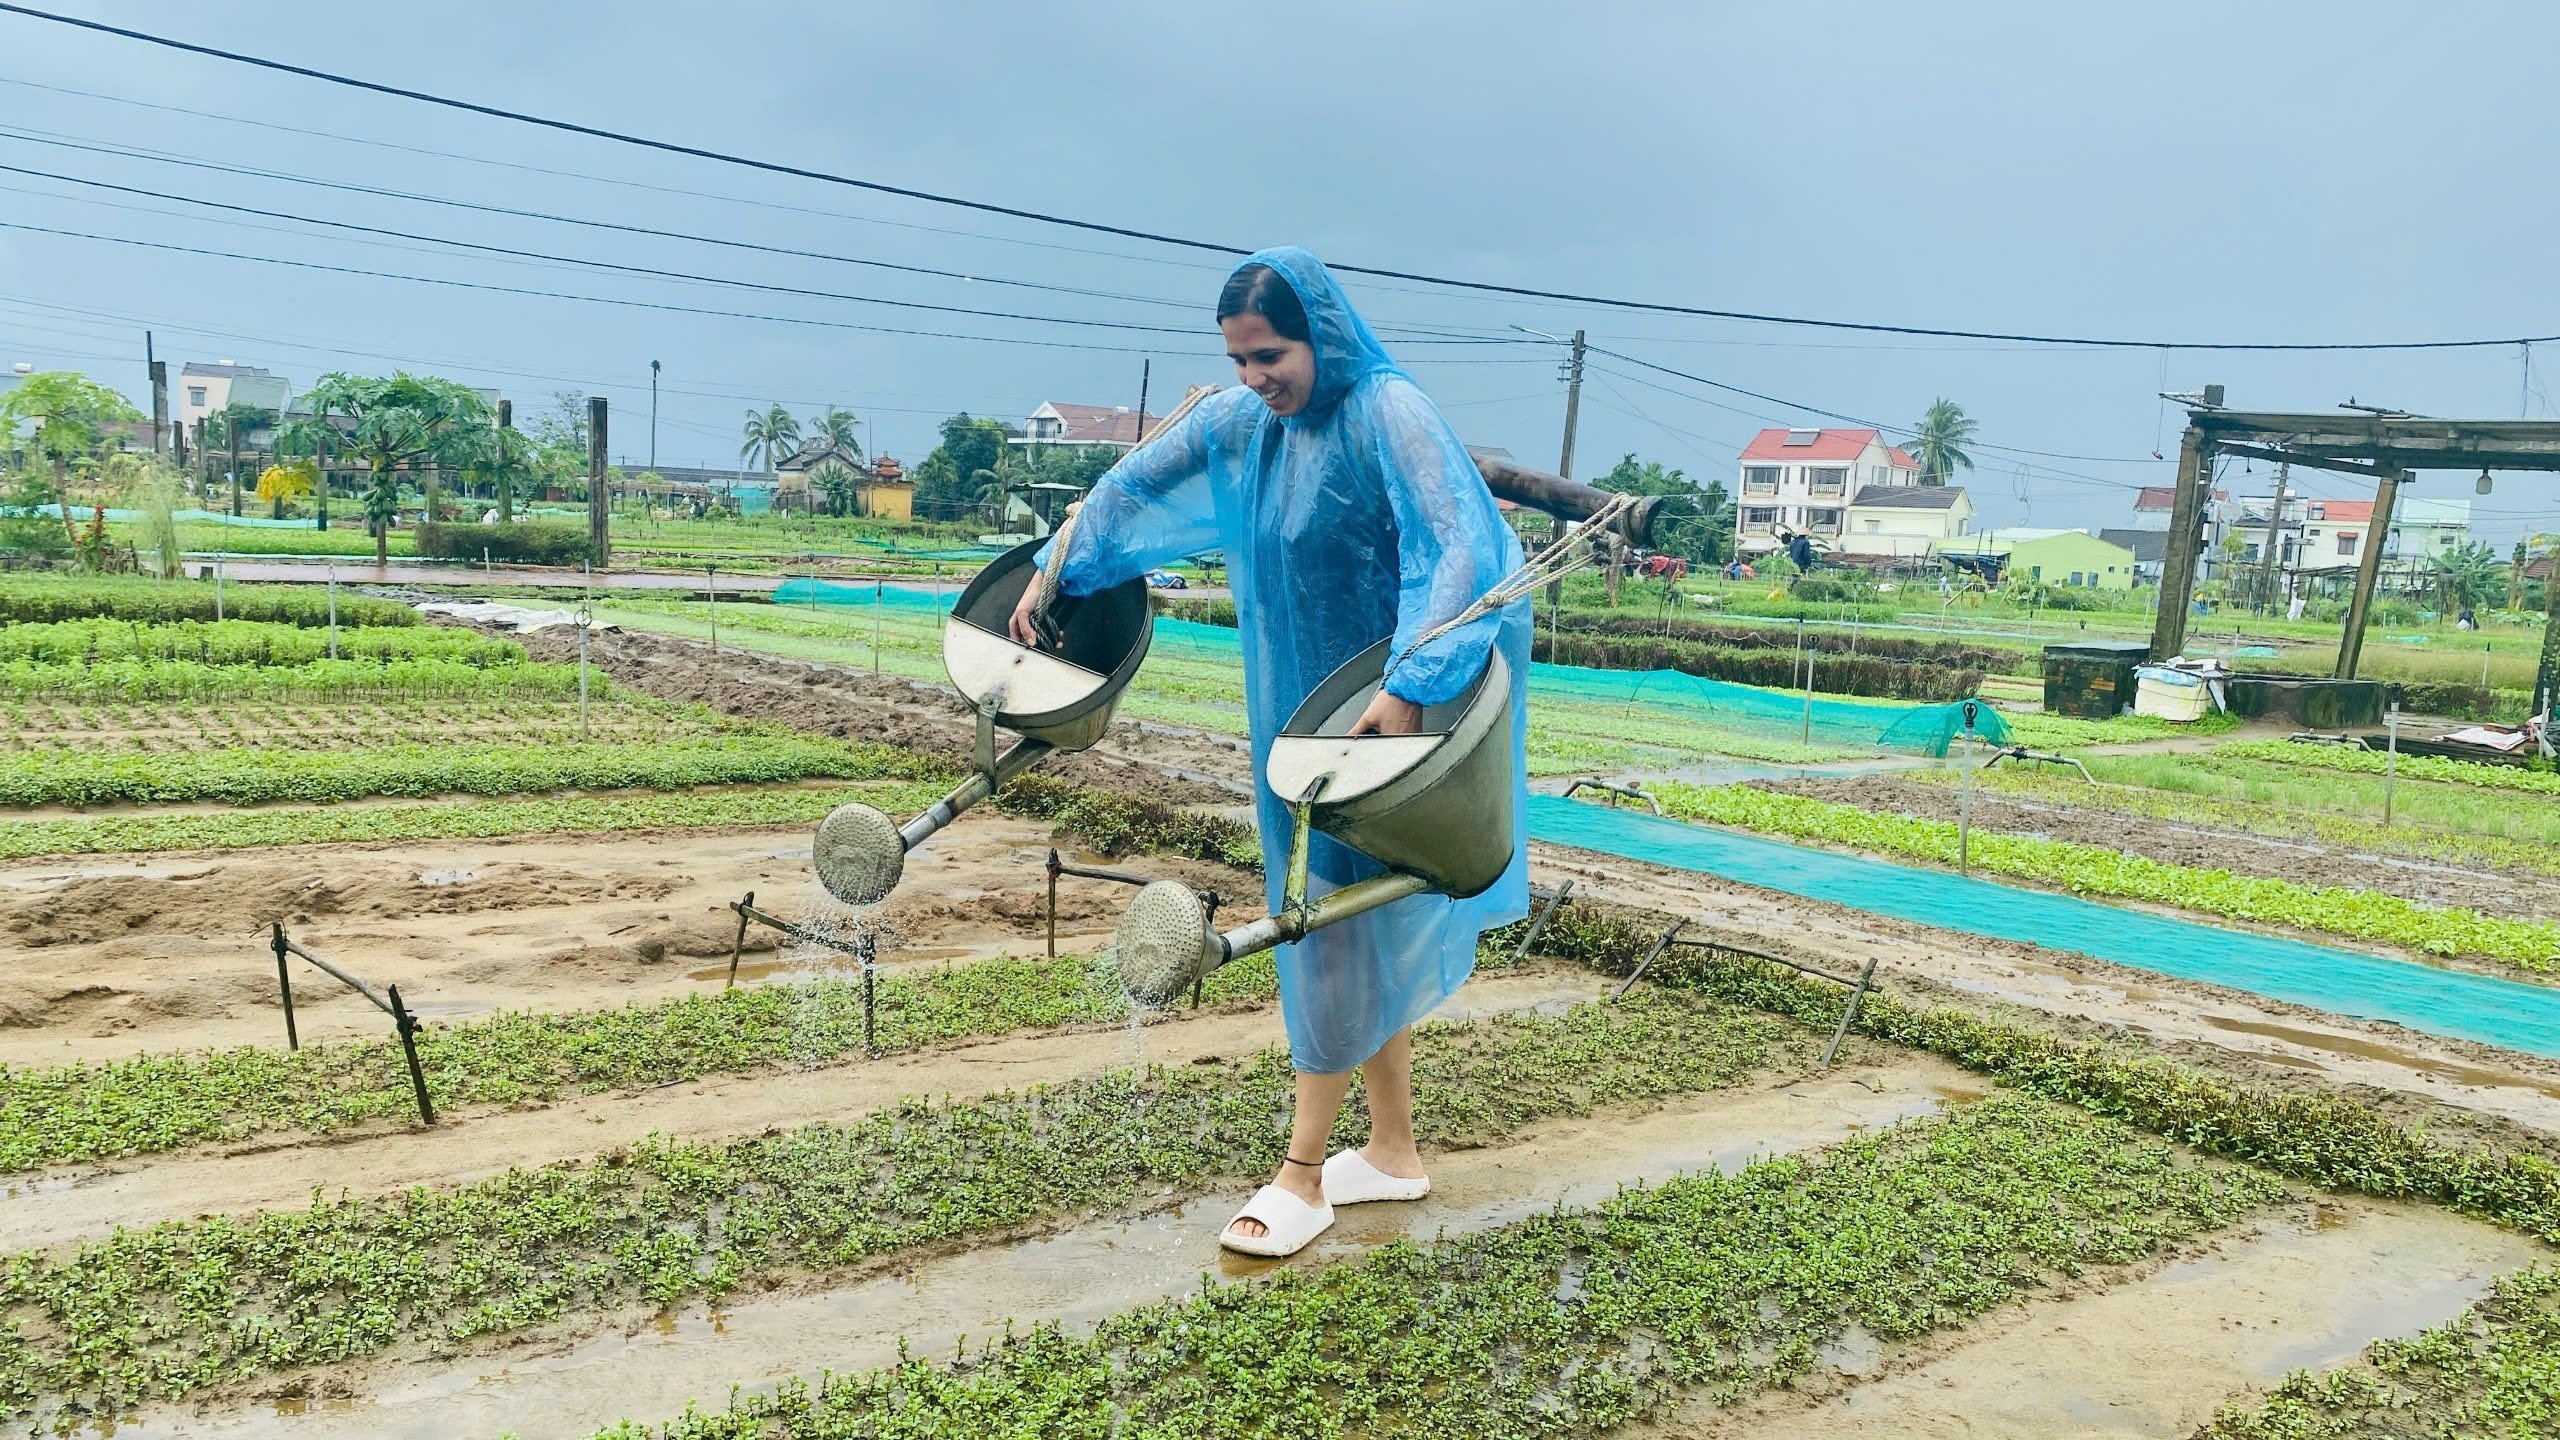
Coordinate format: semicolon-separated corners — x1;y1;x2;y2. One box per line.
809;459;862;517
972;470;1011;529
739;403;801;471
1907;399;1978;487
273;413;340;529
808;406;861;459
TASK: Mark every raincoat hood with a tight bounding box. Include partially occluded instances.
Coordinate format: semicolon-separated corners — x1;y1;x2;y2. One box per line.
1231;247;1399;424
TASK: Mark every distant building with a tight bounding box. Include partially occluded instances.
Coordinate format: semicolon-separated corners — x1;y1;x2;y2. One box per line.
1840;483;1974;558
2228;495;2308;572
1937;527;2138;590
2096;527;2168;583
1734;427;1922;556
1017;401;1155;451
176;362;290;432
2130;482;2234;582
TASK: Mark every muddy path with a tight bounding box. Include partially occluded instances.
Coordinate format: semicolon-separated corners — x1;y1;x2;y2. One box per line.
1536;842;2560;1149
93;1052;1973;1440
1755;774;2560;920
515;625;1255;797
1658;1196;2543;1439
0;812;1259;1068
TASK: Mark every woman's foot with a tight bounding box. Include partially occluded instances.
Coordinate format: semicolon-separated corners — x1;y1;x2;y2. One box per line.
1220;1166;1333;1256
1324;1144;1430;1205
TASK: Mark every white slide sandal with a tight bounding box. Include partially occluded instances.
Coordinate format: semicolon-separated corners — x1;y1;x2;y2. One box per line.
1219;1184;1334;1258
1324;1149;1431;1205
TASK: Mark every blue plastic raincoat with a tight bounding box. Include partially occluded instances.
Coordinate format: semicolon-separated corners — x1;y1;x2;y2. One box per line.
1042;247;1531;1074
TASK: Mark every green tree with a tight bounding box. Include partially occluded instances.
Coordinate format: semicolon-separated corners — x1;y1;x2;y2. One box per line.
1908;398;1978;487
810;458;862;517
913;413;1011;524
2434;541;2508;613
1594;453;1725;565
0;371;142;540
740;403;800;471
205;402;278;517
974;471;1014;529
807;406;862;459
300;371;491;554
273;413;343;528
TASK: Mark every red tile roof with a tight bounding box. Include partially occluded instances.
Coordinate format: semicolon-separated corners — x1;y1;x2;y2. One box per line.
1037;402;1154;446
1739;427;1913;464
2134;485;2233;510
2310;500;2373;523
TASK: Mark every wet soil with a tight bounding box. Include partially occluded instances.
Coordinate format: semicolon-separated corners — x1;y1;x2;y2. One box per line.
1532;843;2560;1149
6;969;1623;1254
1675;1198;2543;1439
515;625;1254;799
90;1054;1970;1439
0;812;1260;1068
1756;774;2560;921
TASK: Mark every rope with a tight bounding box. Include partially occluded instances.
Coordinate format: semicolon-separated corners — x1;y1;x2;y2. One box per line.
1383;492;1637;682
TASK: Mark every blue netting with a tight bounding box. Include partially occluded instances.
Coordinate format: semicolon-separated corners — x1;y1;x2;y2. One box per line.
770;578;2007;758
1528;795;2560;1058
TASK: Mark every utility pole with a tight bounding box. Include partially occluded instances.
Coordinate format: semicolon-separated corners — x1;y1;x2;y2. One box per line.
495;398;514;524
1134;358;1151;444
228;414;244;518
648;360;660;470
587;396;611;568
1544;328;1588;609
146;330;166;460
2253;460;2289;616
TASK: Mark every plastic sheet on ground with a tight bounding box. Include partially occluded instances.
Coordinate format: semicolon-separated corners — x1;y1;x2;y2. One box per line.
414;600;612;633
1527;794;2560;1058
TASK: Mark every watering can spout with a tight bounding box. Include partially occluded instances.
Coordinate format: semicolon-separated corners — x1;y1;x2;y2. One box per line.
1113;637;1514;1010
812;538;1152;906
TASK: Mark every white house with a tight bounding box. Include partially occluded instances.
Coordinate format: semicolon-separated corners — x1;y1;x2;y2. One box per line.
1734;427;1921;556
176;362;290;431
1840;484;1975;557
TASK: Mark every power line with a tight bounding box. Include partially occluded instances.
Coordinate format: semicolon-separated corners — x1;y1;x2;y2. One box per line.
1582;347;2156;492
0;220;1210;356
9;3;2560;354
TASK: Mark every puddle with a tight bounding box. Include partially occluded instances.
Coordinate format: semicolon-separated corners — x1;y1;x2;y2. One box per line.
105;1066;1960;1439
1699;1200;2543;1438
2198;1014;2560;1101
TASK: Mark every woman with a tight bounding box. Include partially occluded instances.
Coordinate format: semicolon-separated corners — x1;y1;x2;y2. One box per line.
1011;247;1531;1257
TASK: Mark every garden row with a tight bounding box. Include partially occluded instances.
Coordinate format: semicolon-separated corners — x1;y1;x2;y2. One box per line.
570;1097;2265;1440
0;949;1280;1172
0;734;934;809
0;616;519;667
1645;780;2560;971
1930;760;2560;879
0;574;415;628
0;992;1825;1422
0;654;598;702
2222;736;2560;796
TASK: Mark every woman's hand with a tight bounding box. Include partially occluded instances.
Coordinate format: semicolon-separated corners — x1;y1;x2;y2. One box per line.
1007;569;1048;647
1346;691;1424;736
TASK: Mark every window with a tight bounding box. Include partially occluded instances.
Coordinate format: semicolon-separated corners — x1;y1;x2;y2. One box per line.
1742;466;1781;497
1741;506;1777;531
2337;532;2359;557
1807;508;1842;532
186;386;206;406
2307;503;2326;521
2068;571;2086;587
1808;467;1848;497
2242;543;2261;563
1863;518;1881;534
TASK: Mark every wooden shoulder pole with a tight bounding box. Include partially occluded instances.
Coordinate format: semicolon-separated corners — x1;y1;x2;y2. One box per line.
2334;464;2403;679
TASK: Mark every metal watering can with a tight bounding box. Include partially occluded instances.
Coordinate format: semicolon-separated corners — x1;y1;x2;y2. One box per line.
812;536;1153;906
1111;634;1516;1009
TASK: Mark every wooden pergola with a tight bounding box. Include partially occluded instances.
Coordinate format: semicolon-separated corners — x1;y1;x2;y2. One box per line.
2151;391;2560;697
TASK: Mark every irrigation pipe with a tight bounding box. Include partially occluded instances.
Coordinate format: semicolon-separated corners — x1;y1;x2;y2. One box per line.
727;890;882;1056
1611;920;1879;1067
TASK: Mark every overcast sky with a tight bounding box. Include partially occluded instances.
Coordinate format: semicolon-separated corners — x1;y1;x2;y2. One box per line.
4;1;2557;543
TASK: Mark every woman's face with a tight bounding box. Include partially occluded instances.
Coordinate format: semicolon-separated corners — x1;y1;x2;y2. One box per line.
1221;312;1317;417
